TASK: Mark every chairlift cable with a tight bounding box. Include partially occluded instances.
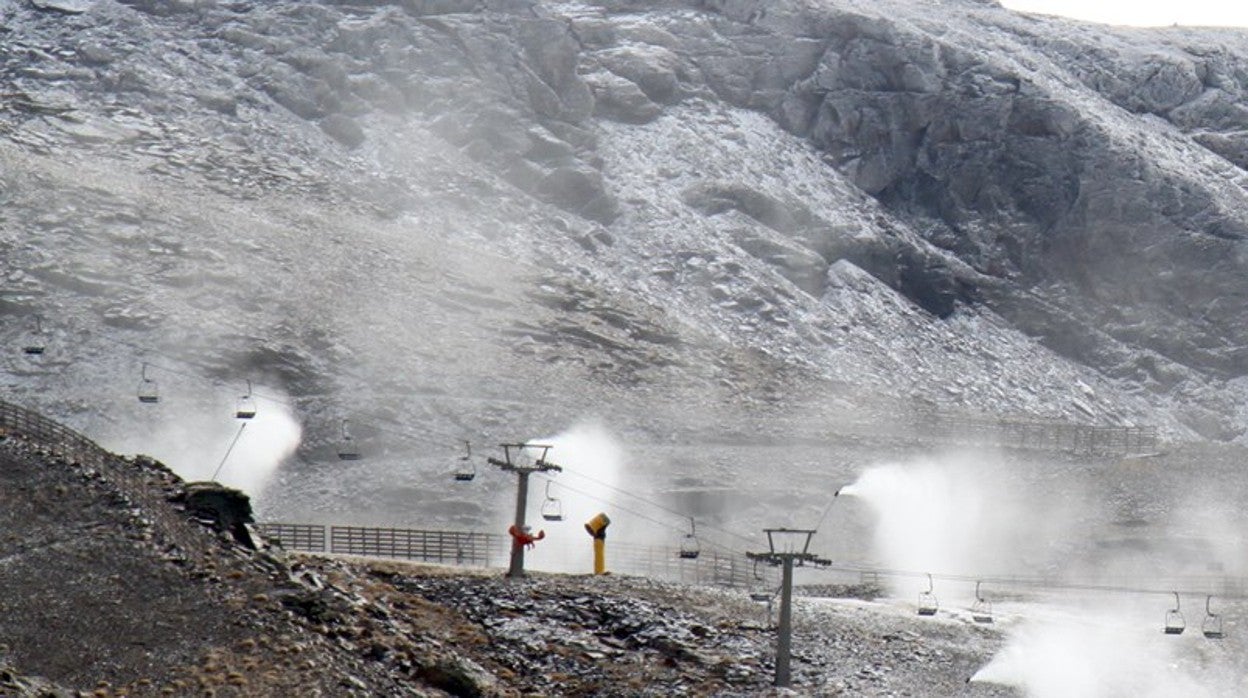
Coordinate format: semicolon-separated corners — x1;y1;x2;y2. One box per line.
94;332;773;467
812;563;1248;600
531;473;751;558
558;467;691;519
531;473;682;531
93;333;549;408
560;467;758;550
91;326;1220;596
95;335;475;447
210;422;248;482
556;466;758;549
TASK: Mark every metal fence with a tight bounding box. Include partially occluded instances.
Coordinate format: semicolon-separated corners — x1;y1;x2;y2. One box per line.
0;399;111;469
900;415;1159;457
256;523;327;552
256;521;773;588
818;565;1248;602
257;523;500;567
608;541;773;588
0;396;1164;592
331;526;499;566
0;397;212;557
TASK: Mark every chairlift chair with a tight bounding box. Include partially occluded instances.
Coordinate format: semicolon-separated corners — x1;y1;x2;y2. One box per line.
917;574;939;616
235;379;257;420
1203;595;1224;639
971;580;993;624
749;559;774;602
453;441;476;482
337;419;361;461
1164;592;1185;635
540;481;564;522
678;517;701;560
137;363;160;404
21;315;45;356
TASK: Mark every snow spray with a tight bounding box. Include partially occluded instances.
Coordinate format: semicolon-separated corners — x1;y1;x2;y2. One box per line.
844;455;1245;696
837;453;1082;595
106;383;302;499
970;604;1236;697
518;421;625;574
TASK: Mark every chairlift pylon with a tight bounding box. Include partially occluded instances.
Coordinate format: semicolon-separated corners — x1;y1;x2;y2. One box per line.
21;315;46;356
1164;591;1185;635
453;441;476;482
540;480;564;522
235;379;257;420
337;418;361;461
1203;595;1224;639
917;573;938;616
971;580;993;624
137;362;160;404
678;517;701;560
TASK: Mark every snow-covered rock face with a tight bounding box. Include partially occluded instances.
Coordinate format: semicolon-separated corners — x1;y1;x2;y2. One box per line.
2;0;1248;523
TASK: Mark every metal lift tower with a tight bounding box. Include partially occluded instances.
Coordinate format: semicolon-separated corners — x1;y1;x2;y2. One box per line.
488;443;562;579
747;528;830;688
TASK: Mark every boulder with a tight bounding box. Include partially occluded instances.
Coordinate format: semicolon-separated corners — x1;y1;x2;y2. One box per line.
537;166;619;224
175;482;257;549
517;19;594;122
320;113;366;148
417;655;500;698
594;45;685;105
584;70;663;124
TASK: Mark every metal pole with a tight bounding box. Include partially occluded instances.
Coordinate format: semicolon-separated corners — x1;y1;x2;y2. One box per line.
776;555;794;687
593;537;605;575
508;470;531;578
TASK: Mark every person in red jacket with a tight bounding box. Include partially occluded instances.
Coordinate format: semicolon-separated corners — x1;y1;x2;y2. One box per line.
508;524;545;549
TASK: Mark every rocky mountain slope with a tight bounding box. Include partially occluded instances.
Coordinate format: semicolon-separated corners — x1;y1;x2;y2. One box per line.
2;0;1248;529
0;429;428;696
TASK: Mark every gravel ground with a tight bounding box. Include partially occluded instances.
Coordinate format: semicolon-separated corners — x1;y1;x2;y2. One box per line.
368;562;1016;697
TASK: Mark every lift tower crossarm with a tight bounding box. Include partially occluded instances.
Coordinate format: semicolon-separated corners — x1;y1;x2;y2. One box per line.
745;550;832;567
487;443;562;474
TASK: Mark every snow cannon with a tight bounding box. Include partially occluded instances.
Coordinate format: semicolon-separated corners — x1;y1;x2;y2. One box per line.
584;512;611;575
508;524;545;550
